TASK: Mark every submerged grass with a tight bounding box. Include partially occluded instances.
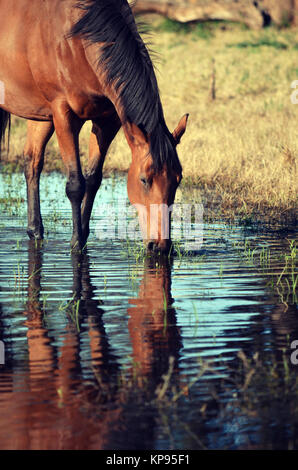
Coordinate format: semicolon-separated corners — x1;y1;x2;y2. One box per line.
0;20;297;226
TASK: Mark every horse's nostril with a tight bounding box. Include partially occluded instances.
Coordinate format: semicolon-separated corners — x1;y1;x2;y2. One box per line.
158;240;171;254
147;241;155;251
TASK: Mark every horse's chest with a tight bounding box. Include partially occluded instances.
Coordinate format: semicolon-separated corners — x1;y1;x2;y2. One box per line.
67;93;115;120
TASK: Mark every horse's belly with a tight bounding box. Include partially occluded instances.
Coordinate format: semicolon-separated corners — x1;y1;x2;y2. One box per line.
0;78;53;120
0;0;57;120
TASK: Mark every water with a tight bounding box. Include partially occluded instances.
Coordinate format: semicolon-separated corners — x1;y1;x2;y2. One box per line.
0;172;297;450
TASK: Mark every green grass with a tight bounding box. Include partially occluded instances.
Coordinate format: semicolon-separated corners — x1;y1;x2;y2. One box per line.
236;238;297;307
228;37;289;50
156;18;192;35
155;18;247;40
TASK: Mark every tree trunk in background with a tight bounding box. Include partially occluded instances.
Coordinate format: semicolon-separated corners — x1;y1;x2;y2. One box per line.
131;0;298;29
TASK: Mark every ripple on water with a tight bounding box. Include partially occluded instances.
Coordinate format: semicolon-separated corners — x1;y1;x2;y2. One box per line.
0;172;296;450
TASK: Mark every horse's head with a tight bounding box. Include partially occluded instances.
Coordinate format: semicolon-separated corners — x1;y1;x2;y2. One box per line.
125;114;188;254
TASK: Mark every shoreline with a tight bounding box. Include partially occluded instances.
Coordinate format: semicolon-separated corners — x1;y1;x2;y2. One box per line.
0;161;296;230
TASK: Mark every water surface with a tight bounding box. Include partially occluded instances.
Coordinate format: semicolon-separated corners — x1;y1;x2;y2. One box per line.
0;172;297;450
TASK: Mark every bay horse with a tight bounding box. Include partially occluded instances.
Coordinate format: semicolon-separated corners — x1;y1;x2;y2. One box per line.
0;0;188;253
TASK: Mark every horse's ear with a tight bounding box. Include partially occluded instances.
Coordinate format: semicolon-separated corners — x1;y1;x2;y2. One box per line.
172;114;189;145
127;122;148;146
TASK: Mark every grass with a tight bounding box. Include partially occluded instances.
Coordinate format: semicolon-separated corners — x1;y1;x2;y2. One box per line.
227;36;289;50
230;348;298;431
236;238;297;307
0;19;297;226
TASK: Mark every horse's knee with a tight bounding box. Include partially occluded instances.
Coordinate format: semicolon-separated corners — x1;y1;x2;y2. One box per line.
66;173;86;203
85;170;102;194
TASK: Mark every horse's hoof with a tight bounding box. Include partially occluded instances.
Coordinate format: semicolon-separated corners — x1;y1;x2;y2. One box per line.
27;228;44;240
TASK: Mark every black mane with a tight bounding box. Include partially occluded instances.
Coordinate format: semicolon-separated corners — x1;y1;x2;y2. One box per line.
70;0;181;172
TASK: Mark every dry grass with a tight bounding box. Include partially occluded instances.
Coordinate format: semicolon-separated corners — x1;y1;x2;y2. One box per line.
1;19;297;225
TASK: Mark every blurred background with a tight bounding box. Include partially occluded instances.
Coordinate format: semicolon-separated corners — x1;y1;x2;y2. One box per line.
132;0;298;29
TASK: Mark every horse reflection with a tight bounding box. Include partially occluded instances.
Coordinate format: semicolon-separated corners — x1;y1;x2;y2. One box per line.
24;241;53;376
128;257;181;383
0;244;182;449
105;256;182;450
0;242;121;449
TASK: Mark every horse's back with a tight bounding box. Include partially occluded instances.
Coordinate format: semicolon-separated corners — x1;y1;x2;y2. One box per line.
0;0;77;120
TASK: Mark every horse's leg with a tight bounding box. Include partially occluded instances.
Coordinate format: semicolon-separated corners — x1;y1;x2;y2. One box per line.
24;120;54;239
81;115;121;243
52;102;85;249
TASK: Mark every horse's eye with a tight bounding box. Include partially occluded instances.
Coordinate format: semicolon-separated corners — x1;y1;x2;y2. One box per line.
140;176;148;186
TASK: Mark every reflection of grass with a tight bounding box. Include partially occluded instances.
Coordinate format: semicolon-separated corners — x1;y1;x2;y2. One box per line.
122;238;146;262
13;261;25;298
82;342;298;449
156;348;298;448
1;22;297;226
237;239;297;307
275;240;297;307
69;299;81;332
224;348;298;441
59;294;81;331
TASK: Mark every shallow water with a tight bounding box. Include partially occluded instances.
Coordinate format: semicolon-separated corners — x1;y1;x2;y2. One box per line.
0;172;297;450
